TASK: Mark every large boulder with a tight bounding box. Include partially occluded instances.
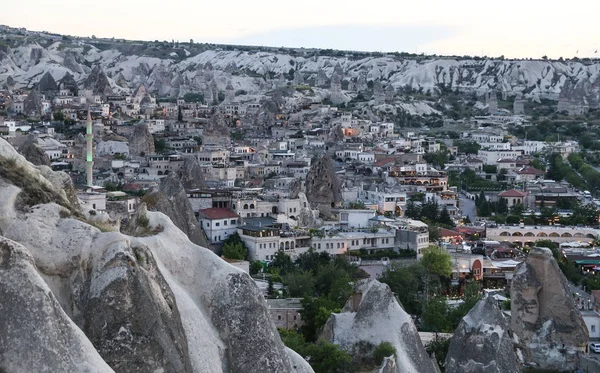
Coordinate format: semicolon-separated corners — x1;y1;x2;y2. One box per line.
128;124;155;157
445;296;520;373
0;237;113;373
139;173;209;248
511;247;588;370
305;155;342;218
320;278;438;373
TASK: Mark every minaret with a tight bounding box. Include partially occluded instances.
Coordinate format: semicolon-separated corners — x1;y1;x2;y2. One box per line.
85;109;94;187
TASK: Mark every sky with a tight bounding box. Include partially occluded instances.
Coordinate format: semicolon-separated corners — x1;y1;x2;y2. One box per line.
2;0;599;59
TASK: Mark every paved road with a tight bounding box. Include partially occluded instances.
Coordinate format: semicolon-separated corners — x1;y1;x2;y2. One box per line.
459;194;477;222
569;282;595;311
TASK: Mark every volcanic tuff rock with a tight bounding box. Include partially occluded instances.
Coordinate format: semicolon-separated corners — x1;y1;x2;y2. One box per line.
84;237;192;372
84;65;113;96
305;155;342;218
445;296;520;373
140;173;209;248
4;33;600;111
0;237;114;373
0;137;313;373
18;134;51;166
35;71;59;93
23;89;43;116
127;123;155;156
511;247;588;371
320;278;438;373
179;157;207;190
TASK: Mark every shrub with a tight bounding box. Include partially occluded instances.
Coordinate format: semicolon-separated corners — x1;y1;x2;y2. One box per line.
137;214;150;228
373;341;396;365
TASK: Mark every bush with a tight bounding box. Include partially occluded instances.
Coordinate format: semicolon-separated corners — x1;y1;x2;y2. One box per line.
373;341;396;365
137;214;150;228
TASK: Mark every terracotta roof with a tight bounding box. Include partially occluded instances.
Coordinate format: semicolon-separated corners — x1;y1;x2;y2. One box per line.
440;228;462;237
373;157;395;167
199;208;239;220
516;167;545;175
498;189;528;198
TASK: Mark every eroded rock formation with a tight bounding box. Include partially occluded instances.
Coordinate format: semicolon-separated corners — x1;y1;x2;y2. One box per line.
305;155;342;218
445;296;520;373
320;278;438;373
140;173;209;248
128;123;155;156
511;247;588;371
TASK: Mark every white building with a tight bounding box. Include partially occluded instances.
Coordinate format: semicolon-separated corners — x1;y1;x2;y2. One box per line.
338;209;377;229
198;208;240;244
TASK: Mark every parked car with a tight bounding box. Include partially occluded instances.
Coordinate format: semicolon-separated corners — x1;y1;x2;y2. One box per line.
590;342;600;353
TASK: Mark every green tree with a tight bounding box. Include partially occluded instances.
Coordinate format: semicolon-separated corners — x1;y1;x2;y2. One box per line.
425;337;451;370
270;250;294;275
267;276;277;298
422;296;452;332
305;341;353;373
177;105;183;122
373;342;396;365
222;242;247;260
378;262;432;315
300;297;340;342
454;140;481;155
438;206;454;227
422;246;452;278
405;200;421;219
284;270;316;297
52;111;64;121
154;138;168;154
250;260;263;275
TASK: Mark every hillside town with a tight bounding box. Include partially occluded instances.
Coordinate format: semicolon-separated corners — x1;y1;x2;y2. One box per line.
3;24;600;373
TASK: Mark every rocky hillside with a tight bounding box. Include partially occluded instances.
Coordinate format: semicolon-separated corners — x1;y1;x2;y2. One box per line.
0;136;313;373
1;29;600;104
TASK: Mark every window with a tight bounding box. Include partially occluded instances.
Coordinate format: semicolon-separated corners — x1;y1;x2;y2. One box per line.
215;222;220;227
206;222;209;227
231;219;236;225
278;315;282;320
92;204;96;209
593;325;596;333
223;220;228;226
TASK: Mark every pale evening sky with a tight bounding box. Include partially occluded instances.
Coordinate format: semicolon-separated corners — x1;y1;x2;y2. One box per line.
2;0;599;58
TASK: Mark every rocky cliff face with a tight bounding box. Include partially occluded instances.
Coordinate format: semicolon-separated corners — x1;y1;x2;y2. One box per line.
321;278;438;373
0;137;312;373
140;173;209;248
305;155;342;218
445;296;520;373
511;247;588;371
128;123;155;157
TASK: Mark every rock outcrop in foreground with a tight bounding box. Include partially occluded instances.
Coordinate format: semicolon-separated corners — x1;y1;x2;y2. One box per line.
0;137;313;373
140;172;209;248
445;296;520;373
305;155;342;218
321;278;438;373
511;247;588;371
